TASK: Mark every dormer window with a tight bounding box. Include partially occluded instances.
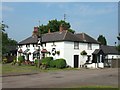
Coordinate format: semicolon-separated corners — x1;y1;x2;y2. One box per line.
74;42;79;49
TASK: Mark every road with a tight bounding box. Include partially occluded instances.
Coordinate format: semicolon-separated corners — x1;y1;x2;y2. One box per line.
2;68;118;88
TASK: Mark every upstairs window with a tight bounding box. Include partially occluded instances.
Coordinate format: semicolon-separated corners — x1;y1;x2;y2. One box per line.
51;42;56;47
88;43;92;50
26;44;30;48
74;42;79;49
18;45;22;48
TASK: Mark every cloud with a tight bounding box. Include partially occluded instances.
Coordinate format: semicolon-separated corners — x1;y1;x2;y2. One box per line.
1;5;14;12
64;3;117;16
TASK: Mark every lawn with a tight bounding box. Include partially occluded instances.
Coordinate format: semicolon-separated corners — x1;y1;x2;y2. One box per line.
2;63;79;75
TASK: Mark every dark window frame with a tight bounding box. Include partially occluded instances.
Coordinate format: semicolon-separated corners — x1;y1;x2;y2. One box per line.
88;43;92;50
74;42;79;49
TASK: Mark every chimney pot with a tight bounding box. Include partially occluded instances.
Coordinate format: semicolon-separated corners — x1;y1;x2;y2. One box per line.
59;24;63;32
34;27;38;32
48;28;51;33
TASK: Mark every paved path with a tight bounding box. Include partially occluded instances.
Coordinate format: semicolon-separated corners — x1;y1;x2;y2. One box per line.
2;68;118;88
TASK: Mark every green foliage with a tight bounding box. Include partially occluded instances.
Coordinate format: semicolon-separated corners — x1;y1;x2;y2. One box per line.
41;57;53;67
97;35;107;45
2;57;7;64
18;56;24;63
56;51;60;55
1;21;17;55
38;19;75;34
50;60;56;68
81;50;87;55
2;32;17;55
49;58;67;69
116;45;120;52
0;21;9;32
55;59;67;69
34;59;41;67
11;59;17;65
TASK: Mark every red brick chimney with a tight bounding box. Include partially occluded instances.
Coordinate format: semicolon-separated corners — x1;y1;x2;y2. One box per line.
32;27;38;37
34;27;38;32
59;24;64;32
48;28;51;33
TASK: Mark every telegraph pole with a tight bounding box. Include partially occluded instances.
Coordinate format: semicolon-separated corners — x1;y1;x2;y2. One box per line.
64;14;66;21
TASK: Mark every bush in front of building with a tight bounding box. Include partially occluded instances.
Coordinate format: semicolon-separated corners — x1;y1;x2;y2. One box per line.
49;60;56;68
34;59;42;67
41;57;53;68
2;57;7;64
18;56;25;66
55;59;67;69
49;58;67;69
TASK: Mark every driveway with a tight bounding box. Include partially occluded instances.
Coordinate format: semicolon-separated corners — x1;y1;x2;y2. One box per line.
2;68;118;88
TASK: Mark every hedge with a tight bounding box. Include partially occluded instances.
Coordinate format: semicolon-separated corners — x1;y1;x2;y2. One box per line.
55;59;67;69
18;56;24;63
41;57;53;67
50;60;56;68
50;58;67;69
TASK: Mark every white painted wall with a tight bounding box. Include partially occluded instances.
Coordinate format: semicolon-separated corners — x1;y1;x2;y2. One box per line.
17;41;100;68
17;44;38;61
79;43;99;66
45;42;64;60
105;54;120;59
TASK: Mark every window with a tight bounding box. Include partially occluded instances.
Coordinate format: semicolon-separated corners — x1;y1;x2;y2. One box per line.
33;44;35;47
19;45;22;48
33;44;37;47
88;43;92;50
26;44;30;48
42;42;46;47
51;42;56;46
74;42;79;49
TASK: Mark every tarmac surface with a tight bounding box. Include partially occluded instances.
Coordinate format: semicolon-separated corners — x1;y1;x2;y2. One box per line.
2;68;119;88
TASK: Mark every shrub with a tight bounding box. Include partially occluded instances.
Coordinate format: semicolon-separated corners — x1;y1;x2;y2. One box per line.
2;57;7;64
18;56;24;63
18;56;24;66
11;59;17;65
34;59;41;67
55;59;67;69
50;60;56;68
41;57;53;67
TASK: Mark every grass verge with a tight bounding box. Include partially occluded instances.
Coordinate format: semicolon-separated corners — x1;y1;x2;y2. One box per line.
2;63;80;75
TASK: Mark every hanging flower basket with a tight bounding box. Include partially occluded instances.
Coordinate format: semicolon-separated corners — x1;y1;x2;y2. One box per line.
81;50;87;55
56;51;60;55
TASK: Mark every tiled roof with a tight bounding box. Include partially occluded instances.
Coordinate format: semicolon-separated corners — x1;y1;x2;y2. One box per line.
18;36;38;45
18;31;99;45
18;31;82;44
75;33;100;44
93;45;119;55
101;45;119;55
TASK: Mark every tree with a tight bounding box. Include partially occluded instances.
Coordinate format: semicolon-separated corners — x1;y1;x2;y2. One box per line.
116;45;120;52
0;21;9;32
117;33;120;40
97;35;107;45
38;19;75;34
0;21;17;55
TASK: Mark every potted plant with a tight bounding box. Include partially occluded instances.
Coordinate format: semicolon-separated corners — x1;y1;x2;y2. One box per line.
56;51;60;55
